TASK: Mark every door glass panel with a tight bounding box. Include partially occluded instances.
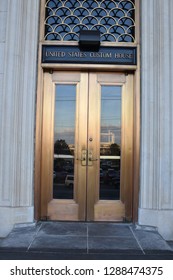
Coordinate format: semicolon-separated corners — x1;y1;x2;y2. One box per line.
53;85;76;199
100;86;121;200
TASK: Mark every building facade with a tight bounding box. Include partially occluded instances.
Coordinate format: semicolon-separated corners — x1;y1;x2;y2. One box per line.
0;0;173;240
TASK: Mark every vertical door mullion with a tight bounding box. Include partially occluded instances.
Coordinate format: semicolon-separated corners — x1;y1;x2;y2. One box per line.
77;72;89;220
87;73;100;220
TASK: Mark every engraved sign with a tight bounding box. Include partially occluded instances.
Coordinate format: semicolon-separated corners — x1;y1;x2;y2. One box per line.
42;45;137;65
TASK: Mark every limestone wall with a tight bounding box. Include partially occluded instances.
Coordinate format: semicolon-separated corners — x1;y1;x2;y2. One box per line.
0;0;40;237
139;0;173;240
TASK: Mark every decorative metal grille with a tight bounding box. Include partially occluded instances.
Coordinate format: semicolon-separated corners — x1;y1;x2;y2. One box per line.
44;0;135;42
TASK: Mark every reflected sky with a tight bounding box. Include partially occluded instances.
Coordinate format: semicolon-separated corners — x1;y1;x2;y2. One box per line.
54;84;121;146
101;86;121;145
54;85;76;145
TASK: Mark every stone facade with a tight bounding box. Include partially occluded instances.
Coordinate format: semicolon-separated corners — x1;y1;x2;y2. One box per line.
0;0;173;240
0;0;39;236
139;0;173;240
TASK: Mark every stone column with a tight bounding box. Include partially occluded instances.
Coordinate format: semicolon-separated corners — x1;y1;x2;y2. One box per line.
0;0;40;237
139;0;173;240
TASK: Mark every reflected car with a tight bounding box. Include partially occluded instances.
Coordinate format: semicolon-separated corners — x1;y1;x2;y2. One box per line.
54;171;68;183
63;165;74;172
100;168;104;183
65;175;74;187
104;169;119;184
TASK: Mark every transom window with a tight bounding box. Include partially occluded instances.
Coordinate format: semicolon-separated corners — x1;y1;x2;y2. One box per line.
44;0;135;42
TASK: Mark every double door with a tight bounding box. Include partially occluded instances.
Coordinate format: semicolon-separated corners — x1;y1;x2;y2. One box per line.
41;71;133;221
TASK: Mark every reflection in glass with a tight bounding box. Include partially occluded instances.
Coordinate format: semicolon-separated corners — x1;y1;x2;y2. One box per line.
53;85;76;199
100;86;121;200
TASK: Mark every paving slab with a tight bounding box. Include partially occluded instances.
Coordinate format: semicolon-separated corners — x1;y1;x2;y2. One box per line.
39;221;87;236
0;224;41;251
88;223;133;237
168;241;173;250
0;222;172;258
131;227;173;255
88;236;142;254
29;235;87;253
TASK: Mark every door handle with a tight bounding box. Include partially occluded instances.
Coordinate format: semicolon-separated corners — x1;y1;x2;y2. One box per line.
88;150;98;166
76;149;87;166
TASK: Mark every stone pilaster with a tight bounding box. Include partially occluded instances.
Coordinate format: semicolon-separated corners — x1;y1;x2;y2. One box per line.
0;0;40;237
139;0;173;240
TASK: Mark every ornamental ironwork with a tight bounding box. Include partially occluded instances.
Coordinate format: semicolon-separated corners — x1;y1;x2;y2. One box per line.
44;0;135;42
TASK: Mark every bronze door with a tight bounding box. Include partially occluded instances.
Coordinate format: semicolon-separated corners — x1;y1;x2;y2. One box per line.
41;71;134;221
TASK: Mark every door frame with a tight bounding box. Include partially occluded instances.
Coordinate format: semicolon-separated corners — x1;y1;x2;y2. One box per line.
35;0;140;222
40;71;134;221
